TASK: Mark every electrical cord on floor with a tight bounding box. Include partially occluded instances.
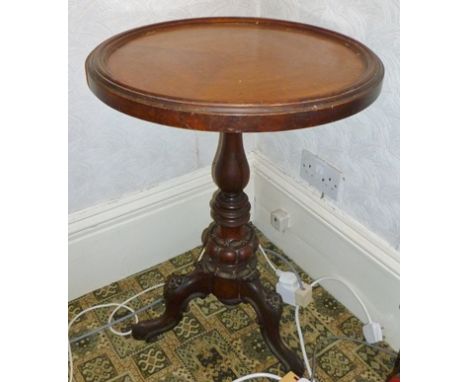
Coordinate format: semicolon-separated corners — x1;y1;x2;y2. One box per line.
258;243;279;273
294;277;384;380
68;281;165;382
258;245;382;380
69;302;134;382
69;246;388;382
69;247;209;382
69;297;164;344
197;247;206;261
309;277;372;324
232;372;281;381
199;245;384;381
258;244;304;290
295;304;313;378
68;287;285;382
309;335;395;381
107;282;165;336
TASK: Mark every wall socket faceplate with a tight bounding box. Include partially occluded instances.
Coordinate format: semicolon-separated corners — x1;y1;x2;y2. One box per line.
300;149;343;200
271;209;290;232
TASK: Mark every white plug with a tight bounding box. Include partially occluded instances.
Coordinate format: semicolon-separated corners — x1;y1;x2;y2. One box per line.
295;284;312;307
276;271;299;306
363;321;383;344
276;271;312;307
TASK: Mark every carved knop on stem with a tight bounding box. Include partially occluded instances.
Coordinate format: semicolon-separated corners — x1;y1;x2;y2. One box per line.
211;133;251;228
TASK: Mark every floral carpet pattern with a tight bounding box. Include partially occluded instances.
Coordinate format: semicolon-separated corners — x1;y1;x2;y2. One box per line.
69;228;397;382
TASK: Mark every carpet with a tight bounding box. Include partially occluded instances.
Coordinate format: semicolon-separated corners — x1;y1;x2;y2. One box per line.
68;228;397;382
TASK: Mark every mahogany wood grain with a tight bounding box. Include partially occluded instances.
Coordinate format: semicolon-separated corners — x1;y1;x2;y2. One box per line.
86;17;384;133
132;133;304;374
85;17;385;376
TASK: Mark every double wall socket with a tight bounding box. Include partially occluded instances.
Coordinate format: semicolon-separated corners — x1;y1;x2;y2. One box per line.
300;149;343;200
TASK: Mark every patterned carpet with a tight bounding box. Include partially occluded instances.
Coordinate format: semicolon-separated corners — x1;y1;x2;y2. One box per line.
68;228;397;382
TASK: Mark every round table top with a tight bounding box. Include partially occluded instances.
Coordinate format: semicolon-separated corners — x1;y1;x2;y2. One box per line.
86;17;384;133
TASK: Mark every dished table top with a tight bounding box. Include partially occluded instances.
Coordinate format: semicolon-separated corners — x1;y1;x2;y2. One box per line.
86;17;384;133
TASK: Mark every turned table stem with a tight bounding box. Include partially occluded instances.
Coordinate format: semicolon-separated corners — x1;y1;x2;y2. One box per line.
132;132;304;375
202;132;258;301
212;133;250;234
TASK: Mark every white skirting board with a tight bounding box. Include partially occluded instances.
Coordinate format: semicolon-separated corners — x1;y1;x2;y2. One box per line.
252;152;400;350
69;156;254;302
69;151;400;349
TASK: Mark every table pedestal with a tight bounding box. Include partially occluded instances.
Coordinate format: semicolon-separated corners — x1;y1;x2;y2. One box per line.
132;132;304;375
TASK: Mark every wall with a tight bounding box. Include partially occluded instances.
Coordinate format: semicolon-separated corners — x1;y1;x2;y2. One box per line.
69;1;399;341
69;0;400;250
69;0;259;212
257;0;400;249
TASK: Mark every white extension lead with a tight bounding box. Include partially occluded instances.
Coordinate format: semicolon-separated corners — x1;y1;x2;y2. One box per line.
68;283;165;382
294;277;383;378
258;243;384;381
69;248;205;382
69;244;387;382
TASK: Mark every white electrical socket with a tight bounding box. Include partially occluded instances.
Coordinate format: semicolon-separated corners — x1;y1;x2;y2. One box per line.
300;149;343;200
271;209;290;232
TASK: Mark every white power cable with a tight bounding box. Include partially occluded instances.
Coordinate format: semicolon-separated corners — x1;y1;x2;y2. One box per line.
232;372;281;381
258;244;305;290
309;277;372;324
310;335;395;379
69;247;206;381
69;248;378;382
68;302;136;382
295;304;313;378
107;282;164;336
197;247;206;261
258;244;279;273
68;283;165;382
69;289;282;382
295;276;377;379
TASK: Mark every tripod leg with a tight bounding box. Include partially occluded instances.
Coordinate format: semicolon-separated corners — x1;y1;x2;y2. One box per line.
132;268;211;342
240;276;305;376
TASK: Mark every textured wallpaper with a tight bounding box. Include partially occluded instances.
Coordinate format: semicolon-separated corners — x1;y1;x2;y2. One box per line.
69;0;399;250
68;0;259;212
257;0;400;249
